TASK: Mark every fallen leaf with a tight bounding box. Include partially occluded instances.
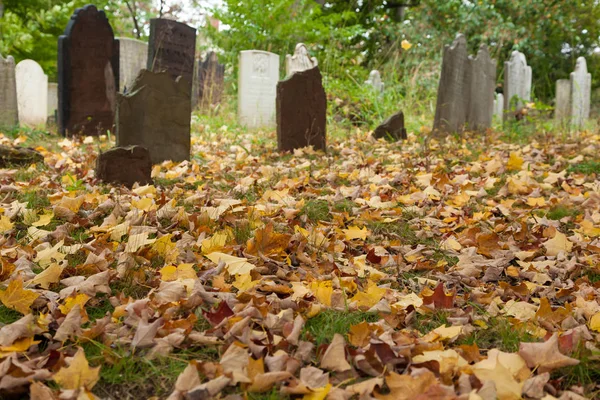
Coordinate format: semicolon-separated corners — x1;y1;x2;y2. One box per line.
53;347;100;390
518;333;580;373
0;278;39;314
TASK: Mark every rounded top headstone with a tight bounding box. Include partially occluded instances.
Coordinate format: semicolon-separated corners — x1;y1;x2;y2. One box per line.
16;59;45;75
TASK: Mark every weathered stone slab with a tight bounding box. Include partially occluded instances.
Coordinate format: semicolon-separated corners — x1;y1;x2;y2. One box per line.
276;66;326;152
238;50;279;128
118;37;148;92
493;93;504;118
373;111;407;141
147;19;196;96
467;45;496;130
197;51;224;109
96;145;152;187
365;70;384;93
555;79;571;121
433;34;469;134
48;83;58;120
0;54;18;128
58;4;119;136
503;51;531;118
570;57;591;127
0;145;44;167
285;43;318;76
16;60;48;127
116;70;190;164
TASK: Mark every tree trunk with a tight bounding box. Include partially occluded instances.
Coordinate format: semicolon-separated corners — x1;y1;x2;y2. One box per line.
124;0;142;39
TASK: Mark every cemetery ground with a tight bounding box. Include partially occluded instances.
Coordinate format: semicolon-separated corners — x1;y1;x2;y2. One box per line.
2;112;600;400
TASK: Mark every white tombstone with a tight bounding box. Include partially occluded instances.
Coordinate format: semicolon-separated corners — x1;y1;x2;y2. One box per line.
118;37;148;92
555;79;571;121
365;70;384;93
0;54;19;128
493;93;504;118
16;60;48;127
285;43;318;76
570;57;591;127
238;50;279;128
47;83;58;119
503;51;532;118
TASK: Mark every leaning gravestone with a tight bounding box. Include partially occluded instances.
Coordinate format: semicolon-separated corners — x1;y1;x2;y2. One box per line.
197;51;225;109
467;45;496;130
276;67;326;152
285;43;318;76
147;19;196;96
47;83;58;122
58;4;119;136
238;50;279;128
118;37;148;92
373;111;407;141
570;57;591;127
96;145;153;187
116;70;190;164
365;70;384;93
0;54;18;128
503;51;532;118
555;79;571;121
16;60;48;127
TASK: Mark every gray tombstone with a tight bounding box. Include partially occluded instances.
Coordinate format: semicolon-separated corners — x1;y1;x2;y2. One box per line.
197;51;225;109
570;57;591;127
467;45;496;131
118;37;148;92
433;34;470;135
555;79;571;121
238;50;280;128
0;54;18;128
47;83;58;121
16;60;48;127
285;43;318;77
503;51;532;118
96;145;153;187
58;5;119;136
147;19;196;96
116;70;190;164
493;93;504;119
365;70;384;93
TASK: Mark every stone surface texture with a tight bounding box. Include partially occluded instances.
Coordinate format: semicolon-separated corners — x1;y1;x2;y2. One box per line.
47;83;58;119
570;57;591;127
197;51;225;109
285;43;318;76
16;60;48;127
0;145;44;167
467;45;496;130
96;145;153;187
116;69;191;164
276;66;326;152
493;93;504;118
118;37;148;92
555;79;571;121
373;111;407;141
238;50;279;128
365;70;384;92
503;51;532;118
58;4;119;136
0;54;18;128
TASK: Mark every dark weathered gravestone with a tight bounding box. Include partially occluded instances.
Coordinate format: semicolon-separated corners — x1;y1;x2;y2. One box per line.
96;145;152;187
147;18;196;96
373;111;407;141
58;4;119;136
0;145;43;167
197;52;225;109
467;45;496;131
276;66;326;152
116;70;190;164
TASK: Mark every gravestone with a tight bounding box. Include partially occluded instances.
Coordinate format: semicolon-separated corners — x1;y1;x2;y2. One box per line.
147;19;196;96
277;67;326;152
555;79;571;121
116;70;190;164
373;111;407;141
467;45;496;130
96;145;153;187
433;34;469;134
118;37;148;92
0;54;18;128
503;51;532;118
58;4;119;136
285;43;318;76
238;50;279;128
570;57;591;127
47;83;58;120
197;51;225;109
493;93;504;118
365;70;384;93
16;60;48;127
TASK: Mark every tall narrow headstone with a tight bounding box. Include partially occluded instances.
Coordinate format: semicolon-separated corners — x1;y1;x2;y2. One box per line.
58;5;119;136
467;45;496;130
16;60;48;127
433;34;469;134
555;79;571;121
118;37;148;92
238;50;279;128
116;70;190;164
276;66;326;152
503;51;532;118
493;93;504;118
197;51;225;109
147;19;196;96
365;70;384;93
0;54;18;128
47;83;58;120
285;43;318;76
570;57;591;127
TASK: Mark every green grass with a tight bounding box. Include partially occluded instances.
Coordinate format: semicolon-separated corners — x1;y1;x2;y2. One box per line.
233;221;253;245
568;160;600;175
367;220;426;246
301;199;332;222
411;310;451;335
302;309;379;346
16;189;51;209
456;317;537;352
553;344;600;397
86;295;115;321
0;304;23;324
333;199;356;213
248;389;291;400
546;205;581;220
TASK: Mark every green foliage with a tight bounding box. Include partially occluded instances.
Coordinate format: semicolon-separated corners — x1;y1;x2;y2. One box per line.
302;309;379;346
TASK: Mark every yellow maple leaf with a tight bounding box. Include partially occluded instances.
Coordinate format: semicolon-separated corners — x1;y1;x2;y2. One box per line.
28;262;64;289
201;231;229;254
205;252;255;275
124;232;156;253
0;279;39;314
432;324;462;340
34;240;66;267
578;220;600;237
401;39;412;50
59;293;90;321
589;312;600;332
31;211;54;227
131;197;155;212
543;231;573;256
152;234;179;264
342;226;369;241
527;197;546;207
232;273;260;292
159;264;197;281
57;195;85;212
0;215;14;233
309;281;333;306
0;336;40;357
350;281;386;308
507;152;524;171
303;384;331;400
53;347;100;390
